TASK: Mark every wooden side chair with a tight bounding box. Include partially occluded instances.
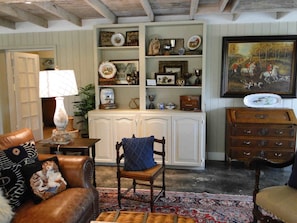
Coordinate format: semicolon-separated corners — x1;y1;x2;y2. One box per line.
250;153;297;223
116;135;166;212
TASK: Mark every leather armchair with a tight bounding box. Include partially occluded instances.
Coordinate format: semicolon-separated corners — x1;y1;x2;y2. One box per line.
0;128;98;223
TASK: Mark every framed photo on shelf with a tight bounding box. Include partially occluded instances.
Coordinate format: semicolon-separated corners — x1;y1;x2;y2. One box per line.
126;31;139;46
221;35;297;98
111;60;139;84
159;61;188;77
99;31;114;47
155;73;176;86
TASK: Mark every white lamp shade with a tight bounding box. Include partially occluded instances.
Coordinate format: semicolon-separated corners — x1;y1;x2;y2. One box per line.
39;70;78;98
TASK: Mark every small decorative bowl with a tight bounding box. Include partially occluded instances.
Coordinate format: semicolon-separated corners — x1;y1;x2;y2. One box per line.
166;103;176;110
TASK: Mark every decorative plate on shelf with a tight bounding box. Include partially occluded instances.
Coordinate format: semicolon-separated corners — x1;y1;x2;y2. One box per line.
111;33;125;46
243;93;282;108
98;62;117;79
187;35;202;50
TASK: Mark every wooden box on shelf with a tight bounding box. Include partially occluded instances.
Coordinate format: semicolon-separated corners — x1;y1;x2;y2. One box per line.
99;78;116;85
180;95;201;111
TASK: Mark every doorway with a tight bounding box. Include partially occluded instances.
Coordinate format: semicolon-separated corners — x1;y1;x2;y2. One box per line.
7;47;56;138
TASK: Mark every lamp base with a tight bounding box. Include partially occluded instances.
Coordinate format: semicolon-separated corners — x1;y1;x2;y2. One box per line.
50;129;73;145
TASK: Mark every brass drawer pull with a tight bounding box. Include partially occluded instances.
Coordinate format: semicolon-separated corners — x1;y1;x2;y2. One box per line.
243;141;251;145
274;153;282;157
243;129;251;134
275;130;284;135
275;142;283;146
243;152;251;156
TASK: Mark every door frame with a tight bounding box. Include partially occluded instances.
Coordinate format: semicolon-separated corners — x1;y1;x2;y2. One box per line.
1;45;56;136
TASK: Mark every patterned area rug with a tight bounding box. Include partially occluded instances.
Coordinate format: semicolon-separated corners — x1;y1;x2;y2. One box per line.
98;187;253;223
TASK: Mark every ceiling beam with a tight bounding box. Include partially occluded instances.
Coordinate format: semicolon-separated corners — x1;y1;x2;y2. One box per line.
34;2;82;26
0;4;48;28
84;0;117;24
0;17;15;29
232;13;240;21
276;11;289;19
140;0;154;22
190;0;199;20
230;0;240;13
219;0;229;12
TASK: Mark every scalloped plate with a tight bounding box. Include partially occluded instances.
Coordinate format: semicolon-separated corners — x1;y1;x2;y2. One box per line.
187;35;201;50
98;62;117;79
111;33;125;47
243;93;282;108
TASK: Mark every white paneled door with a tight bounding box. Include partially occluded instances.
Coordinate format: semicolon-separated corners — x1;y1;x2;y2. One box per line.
6;52;43;140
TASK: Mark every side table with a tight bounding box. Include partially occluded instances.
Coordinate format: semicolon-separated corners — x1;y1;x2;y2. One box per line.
36;138;100;187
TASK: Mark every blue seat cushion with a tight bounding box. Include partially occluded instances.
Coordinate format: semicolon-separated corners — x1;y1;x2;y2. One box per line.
122;136;156;171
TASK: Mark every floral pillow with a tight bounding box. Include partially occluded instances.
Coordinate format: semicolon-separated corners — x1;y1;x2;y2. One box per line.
22;156;67;203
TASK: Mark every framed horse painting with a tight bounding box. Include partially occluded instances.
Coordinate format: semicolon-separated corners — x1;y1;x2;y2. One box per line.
220;35;297;98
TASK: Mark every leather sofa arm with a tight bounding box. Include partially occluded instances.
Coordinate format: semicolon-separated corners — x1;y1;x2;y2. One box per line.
38;154;94;188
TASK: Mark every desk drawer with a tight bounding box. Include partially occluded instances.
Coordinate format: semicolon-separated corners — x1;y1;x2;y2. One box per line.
230;125;296;137
229;148;294;161
230;138;295;148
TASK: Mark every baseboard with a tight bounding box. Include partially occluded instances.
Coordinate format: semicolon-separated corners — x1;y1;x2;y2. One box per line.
206;152;225;161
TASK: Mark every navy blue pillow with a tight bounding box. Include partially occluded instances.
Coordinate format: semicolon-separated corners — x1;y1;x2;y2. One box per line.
122;136;156;171
288;153;297;188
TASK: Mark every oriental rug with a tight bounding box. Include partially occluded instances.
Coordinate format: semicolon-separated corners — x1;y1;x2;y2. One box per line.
97;187;253;223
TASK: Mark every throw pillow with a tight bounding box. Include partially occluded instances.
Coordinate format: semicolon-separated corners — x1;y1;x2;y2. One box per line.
0;140;38;169
288;152;297;188
0;188;14;223
122;136;156;171
22;156;67;204
0;164;27;210
0;140;38;210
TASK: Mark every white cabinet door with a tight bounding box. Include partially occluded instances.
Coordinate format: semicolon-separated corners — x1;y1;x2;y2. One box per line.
172;114;205;168
113;115;137;143
140;114;171;164
89;113;137;163
89;115;113;163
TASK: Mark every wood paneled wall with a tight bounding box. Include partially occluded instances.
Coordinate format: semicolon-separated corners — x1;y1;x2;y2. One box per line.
0;30;94;118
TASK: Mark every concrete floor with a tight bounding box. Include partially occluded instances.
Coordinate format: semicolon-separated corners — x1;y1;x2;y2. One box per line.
95;160;291;196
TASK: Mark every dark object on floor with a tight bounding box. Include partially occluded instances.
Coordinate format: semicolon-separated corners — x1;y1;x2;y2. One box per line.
116;135;166;211
250;154;296;223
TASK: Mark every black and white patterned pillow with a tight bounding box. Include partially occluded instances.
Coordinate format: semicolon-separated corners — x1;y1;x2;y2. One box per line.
0;140;38;169
0;140;38;210
0;164;27;209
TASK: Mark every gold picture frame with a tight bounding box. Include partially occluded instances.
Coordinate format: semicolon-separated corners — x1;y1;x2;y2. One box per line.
99;31;114;47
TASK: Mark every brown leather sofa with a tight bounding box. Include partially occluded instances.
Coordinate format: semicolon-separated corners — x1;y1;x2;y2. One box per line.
0;128;99;223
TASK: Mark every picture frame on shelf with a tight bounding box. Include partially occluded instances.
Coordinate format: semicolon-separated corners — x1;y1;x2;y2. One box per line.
126;31;139;46
221;35;297;98
99;31;114;47
155;73;177;86
111;60;139;84
159;61;188;77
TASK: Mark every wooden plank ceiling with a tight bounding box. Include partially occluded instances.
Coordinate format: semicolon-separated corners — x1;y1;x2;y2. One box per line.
0;0;296;30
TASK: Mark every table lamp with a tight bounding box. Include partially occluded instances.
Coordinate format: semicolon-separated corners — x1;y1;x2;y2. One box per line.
39;69;78;144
